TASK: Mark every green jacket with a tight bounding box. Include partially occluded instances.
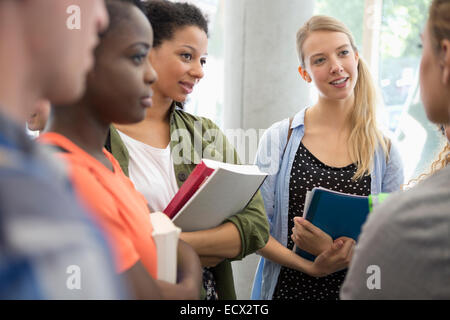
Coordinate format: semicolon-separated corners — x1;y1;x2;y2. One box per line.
107;106;269;300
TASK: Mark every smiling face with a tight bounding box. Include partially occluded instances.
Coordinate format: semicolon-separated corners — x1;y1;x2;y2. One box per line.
302;31;359;102
149;25;208;103
85;5;157;125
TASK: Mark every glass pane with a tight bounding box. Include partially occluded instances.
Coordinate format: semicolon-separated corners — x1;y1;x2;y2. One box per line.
314;0;365;50
379;0;429;129
379;0;444;181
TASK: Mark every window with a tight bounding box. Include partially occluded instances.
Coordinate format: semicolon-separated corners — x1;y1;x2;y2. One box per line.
379;0;443;182
315;0;442;182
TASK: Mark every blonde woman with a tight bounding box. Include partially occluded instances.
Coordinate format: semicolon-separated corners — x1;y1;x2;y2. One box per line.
252;15;404;300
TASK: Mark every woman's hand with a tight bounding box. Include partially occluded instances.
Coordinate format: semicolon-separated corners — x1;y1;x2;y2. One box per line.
291;217;333;256
306;237;355;277
169;239;203;299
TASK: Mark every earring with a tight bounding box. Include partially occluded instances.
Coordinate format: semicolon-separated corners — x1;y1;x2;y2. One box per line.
298;66;312;83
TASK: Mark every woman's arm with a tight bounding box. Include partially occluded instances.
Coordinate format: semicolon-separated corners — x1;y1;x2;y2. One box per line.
382;141;404;192
257;235;313;272
180;221;241;259
122;261;162;299
258;235;355;277
155;239;203;299
122;239;202;300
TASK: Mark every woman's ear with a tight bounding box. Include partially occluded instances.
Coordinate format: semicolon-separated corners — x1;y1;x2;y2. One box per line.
441;39;450;85
298;66;312;83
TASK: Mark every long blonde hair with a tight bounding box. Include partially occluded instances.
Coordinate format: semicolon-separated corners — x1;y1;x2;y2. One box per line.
296;15;388;180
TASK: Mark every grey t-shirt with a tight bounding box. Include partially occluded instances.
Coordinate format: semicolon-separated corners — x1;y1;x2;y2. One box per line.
341;165;450;299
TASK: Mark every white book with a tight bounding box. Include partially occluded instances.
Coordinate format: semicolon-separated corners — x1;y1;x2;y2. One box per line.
303;190;313;218
292;190;313;253
172;159;268;232
149;212;181;284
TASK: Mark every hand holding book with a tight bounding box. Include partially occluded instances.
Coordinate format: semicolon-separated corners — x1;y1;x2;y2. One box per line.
308;237;356;277
292;187;376;261
291;217;333;256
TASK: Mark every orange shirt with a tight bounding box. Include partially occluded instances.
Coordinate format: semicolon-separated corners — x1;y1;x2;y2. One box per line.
39;133;157;277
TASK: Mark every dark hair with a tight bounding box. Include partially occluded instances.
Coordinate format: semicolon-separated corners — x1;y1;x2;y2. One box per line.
144;0;208;48
102;0;148;37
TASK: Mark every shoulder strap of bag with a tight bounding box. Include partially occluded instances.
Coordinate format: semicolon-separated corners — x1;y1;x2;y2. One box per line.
282;117;293;158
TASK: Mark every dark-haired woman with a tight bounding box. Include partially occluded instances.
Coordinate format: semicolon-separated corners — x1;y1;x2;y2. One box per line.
107;0;269;300
40;0;202;299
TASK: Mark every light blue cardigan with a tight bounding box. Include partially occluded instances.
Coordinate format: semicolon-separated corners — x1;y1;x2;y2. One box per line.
251;106;404;300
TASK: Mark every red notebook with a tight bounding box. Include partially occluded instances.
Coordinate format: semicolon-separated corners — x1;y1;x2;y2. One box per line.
163;161;214;219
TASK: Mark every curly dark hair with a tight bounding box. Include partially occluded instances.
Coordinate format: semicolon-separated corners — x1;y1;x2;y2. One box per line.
143;0;208;48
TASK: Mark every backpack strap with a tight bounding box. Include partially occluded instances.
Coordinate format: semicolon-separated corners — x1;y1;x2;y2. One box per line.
281;117;293;159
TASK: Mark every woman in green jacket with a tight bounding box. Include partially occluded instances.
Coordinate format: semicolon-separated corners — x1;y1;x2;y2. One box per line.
106;1;269;300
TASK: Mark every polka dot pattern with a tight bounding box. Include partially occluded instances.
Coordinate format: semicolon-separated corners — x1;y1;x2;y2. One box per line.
272;142;371;300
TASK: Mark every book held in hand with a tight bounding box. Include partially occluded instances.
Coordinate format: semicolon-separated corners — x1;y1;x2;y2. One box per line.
164;159;267;232
294;187;372;261
150;212;181;284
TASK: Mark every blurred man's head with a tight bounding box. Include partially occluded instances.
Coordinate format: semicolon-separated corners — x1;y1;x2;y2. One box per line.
0;0;109;121
23;0;109;104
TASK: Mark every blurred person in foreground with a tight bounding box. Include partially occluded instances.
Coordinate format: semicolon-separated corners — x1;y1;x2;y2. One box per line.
41;0;202;299
0;0;126;299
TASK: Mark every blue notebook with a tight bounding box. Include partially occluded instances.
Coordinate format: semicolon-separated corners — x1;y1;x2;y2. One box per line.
294;187;370;261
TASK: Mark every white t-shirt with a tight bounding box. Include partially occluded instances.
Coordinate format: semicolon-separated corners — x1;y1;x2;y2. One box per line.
117;130;179;212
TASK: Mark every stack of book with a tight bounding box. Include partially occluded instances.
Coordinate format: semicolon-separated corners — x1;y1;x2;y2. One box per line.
164;159;268;232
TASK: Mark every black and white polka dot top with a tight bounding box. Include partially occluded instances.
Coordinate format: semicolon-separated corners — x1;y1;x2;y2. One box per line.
272;141;371;300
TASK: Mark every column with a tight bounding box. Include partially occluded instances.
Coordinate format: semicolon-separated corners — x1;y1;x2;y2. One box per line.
224;0;315;299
